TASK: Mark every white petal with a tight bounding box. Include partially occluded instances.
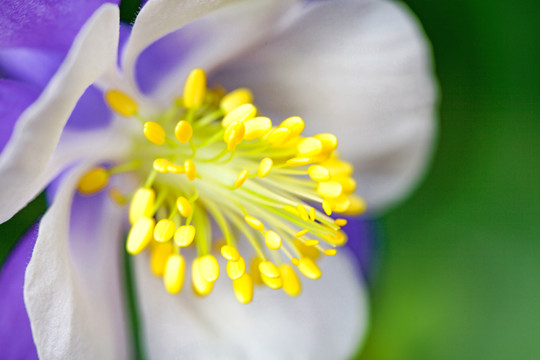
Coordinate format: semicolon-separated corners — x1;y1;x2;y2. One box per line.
146;0;293;101
0;4;119;223
212;0;438;211
134;252;367;359
24;163;128;359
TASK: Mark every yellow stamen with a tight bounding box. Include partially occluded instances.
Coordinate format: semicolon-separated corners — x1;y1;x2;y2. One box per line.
174;225;196;247
296;204;309;222
233;273;254;304
154;219;176;242
280;264;302;297
163;254;186;294
221;245;240;261
105;89;138;117
199;254;219;282
192;258;213;296
144;121;166;146
328;231;348;246
126;217;155;255
183;68;206;110
297;137;323;157
309;207;316;222
317;180;343;198
226;256;246;280
184;159;196;181
259;261;280;278
297;257;322;279
129;188;155;224
267;127;291;145
308;165;331;182
243;116;272;140
245;215;264;231
342;195;367;215
284;205;300;216
153;158;171;173
78;167;109;195
264;230;282;250
291;257;300;266
220;88;253;114
295;229;309;238
176;196;193;217
261;272;283;289
167;164;185;174
324;249;337;256
286;157;312;167
304;239;319;247
108;188;127;205
222;103;256;127
175;120;193;143
234;169;249;189
322;200;333;216
279;116;304;137
250;257;263;285
257;157;273;177
150;242;173;276
314;133;338;152
224;121;245;151
336;176;357;194
334;218;348;226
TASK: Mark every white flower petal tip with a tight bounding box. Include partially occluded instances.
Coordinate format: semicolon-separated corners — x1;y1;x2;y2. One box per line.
212;0;438;212
0;4;120;224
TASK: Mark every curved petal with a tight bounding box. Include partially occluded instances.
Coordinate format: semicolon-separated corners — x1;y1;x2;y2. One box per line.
24;164;128;359
0;47;64;88
134;251;367;359
212;0;438;211
0;4;120;224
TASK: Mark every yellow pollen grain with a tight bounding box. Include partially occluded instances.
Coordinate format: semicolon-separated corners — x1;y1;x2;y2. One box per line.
314;133;338;152
199;254;220;282
297;257;322;280
129;188;155;224
257;157;273;177
259;261;280;278
317;180;343;198
286;157;312;167
163;254;186;294
150;242;173;276
226;256;246;280
126;217;155;255
220;88;253;114
308;165;331;182
334;218;348;226
105;89;138;117
233;273;254;304
154;219;176;242
234;169;249;189
174;225;196;247
296;204;309;222
297;137;323;157
295;229;309;238
244;215;264;231
77;167;109;195
153;158;171;173
184;159;196;181
280;116;304;137
280;264;302;297
324;249;337;256
222;103;256;127
304;239;319;247
183;68;206;110
261;272;283;289
175;120;193;143
267;127;291;145
176;196;193;217
221;245;240;261
309;207;316;221
192;258;213;296
143;121;166;146
243;116;272;140
264;230;282;250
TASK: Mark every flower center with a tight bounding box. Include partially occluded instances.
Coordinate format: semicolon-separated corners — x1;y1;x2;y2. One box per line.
77;68;366;303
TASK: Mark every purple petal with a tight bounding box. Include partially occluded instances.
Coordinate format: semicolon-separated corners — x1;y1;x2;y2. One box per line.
0;225;39;360
0;0;119;51
0;79;40;152
0;47;64;88
343;215;378;280
64;85;112;130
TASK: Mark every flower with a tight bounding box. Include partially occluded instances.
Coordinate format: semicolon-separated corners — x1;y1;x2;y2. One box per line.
0;0;436;358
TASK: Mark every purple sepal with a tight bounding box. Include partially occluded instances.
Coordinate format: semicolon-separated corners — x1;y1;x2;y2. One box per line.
64;85;113;130
342;215;378;282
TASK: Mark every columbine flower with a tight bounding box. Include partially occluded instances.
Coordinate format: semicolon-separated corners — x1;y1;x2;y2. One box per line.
0;0;436;358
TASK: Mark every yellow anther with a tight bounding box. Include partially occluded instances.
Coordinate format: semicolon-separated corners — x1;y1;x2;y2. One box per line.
279;116;304;137
284;205;300;216
309;207;316;221
334;176;356;194
317;180;343;198
245;215;264;231
224;120;245;151
314;133;338;152
78;167;109;195
328;194;351;213
304;239;319;247
259;261;280;278
167;164;185;174
296;229;309;238
104;89;138;117
143;121;166;146
220;88;253;114
327;231;348;246
150;242;173;276
324;249;337;256
222;103;256;127
174;120;193;143
234;169;249;188
296;204;309;222
267;127;291;145
192;258;213;296
322;200;333;216
184;159;196;181
129;188;155;224
174;225;196;247
297;137;323;157
334;218;348;226
126;217;155;255
153;158;171;173
286;157;312;167
199;254;219;282
164;254;186;294
343;195;367;215
108;188;127;205
297;257;322;279
183;68;206;109
323;158;353;177
294;239;320;259
176;196;193;217
243;116;272;140
308;165;331;182
233;273;254;304
257;157;273;177
226;256;246;280
291;257;300;266
221;245;240;261
264;230;282;250
250;257;263;285
154;219;176;242
261;272;283;289
280;264;302;297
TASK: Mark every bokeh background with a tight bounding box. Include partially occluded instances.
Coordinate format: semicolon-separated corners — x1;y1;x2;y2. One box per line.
1;1;538;359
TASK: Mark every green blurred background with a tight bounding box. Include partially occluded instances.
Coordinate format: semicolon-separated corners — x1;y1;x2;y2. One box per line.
1;0;539;359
